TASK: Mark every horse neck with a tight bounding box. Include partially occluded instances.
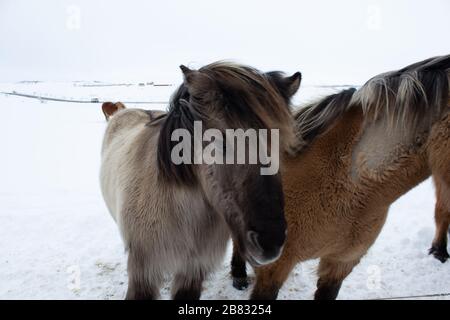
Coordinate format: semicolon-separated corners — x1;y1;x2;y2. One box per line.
303;107;364;163
287;104;429;202
282;107;363;188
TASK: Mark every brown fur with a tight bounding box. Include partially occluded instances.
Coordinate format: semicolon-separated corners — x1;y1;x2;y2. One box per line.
230;55;450;299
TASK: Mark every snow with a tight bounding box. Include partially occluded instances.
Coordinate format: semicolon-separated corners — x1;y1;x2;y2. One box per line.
0;82;449;300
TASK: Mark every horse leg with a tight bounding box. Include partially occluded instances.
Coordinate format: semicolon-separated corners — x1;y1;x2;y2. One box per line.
125;249;162;300
427;113;450;262
250;253;297;300
314;258;360;300
231;241;248;290
430;177;450;263
171;265;206;300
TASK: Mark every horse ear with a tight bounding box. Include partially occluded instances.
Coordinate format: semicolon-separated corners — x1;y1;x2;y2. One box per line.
179;65;213;97
266;71;302;100
284;72;302;97
102;102;126;121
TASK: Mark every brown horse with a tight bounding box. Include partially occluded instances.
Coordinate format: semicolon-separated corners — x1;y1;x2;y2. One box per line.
229;55;450;299
100;62;301;299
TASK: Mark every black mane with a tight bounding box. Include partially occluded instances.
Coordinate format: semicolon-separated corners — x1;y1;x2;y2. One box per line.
294;88;356;145
157;83;199;185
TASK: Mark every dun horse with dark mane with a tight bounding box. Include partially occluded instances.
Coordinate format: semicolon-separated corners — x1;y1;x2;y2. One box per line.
100;62;301;299
230;55;450;299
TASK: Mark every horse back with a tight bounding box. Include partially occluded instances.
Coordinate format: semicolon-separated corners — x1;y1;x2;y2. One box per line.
100;109;162;222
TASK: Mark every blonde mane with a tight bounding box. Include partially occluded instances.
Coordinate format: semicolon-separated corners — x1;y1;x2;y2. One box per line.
352;54;450;129
294;55;450;153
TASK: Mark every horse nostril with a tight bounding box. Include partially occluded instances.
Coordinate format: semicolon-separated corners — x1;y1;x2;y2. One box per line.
247;231;263;252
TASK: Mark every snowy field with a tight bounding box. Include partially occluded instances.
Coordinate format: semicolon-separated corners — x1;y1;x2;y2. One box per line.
0;82;449;300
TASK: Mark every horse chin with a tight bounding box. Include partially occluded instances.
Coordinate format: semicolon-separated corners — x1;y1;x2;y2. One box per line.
243;230;285;267
245;254;264;268
245;246;284;267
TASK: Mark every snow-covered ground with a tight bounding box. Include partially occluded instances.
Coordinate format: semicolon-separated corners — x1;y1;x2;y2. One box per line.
0;82;449;300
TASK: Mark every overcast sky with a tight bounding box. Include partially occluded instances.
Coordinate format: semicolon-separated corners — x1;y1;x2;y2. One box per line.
1;0;449;84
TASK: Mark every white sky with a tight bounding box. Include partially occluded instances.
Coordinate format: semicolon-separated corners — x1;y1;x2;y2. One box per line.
1;0;449;84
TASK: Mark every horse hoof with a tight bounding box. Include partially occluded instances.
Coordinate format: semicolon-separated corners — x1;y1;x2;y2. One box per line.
232;277;249;290
429;246;450;263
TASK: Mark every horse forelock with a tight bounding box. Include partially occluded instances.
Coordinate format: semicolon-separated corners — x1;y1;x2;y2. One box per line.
157;62;298;185
200;61;297;150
